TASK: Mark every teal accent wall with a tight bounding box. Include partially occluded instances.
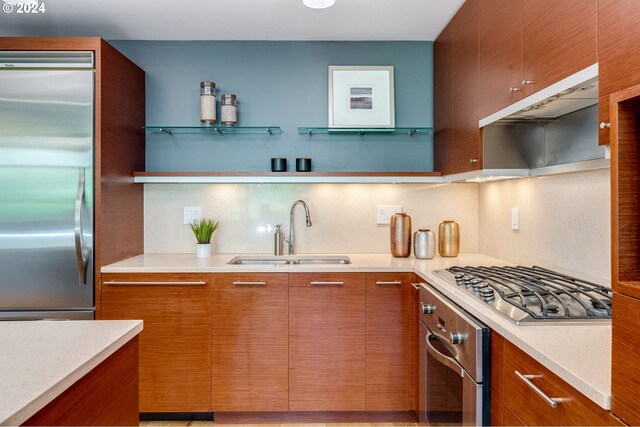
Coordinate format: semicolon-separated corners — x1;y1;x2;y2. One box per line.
109;41;433;172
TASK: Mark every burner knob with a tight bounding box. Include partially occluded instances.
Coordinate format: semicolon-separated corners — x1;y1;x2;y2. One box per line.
421;303;436;314
476;281;488;289
480;288;495;301
450;332;468;345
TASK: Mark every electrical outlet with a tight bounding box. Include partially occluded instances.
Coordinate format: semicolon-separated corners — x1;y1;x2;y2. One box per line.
376;205;402;225
183;207;202;225
511;207;520;230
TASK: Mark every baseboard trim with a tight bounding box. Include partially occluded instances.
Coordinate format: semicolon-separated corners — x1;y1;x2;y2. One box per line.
139;412;214;421
213;410;418;424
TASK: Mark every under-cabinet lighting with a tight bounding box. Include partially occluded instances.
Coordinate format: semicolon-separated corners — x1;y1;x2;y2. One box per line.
303;0;335;9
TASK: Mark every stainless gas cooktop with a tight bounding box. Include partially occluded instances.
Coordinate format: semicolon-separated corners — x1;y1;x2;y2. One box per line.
433;266;612;325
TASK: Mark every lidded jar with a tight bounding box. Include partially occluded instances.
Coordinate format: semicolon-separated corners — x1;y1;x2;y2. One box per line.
221;93;237;127
438;220;460;257
200;81;216;125
390;213;412;258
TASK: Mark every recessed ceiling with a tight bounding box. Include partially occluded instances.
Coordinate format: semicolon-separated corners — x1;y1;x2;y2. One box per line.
0;0;464;41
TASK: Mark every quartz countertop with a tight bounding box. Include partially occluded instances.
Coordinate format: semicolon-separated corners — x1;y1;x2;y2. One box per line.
0;320;143;426
102;252;611;409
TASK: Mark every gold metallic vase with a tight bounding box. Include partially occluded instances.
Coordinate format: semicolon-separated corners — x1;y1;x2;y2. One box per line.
390;213;412;258
438;220;460;257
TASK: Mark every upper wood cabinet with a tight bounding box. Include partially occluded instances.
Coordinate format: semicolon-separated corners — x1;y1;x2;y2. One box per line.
289;272;366;411
434;0;481;175
101;273;212;413
211;273;289;412
364;272;415;411
521;0;597;98
599;0;640;146
477;0;597;118
478;0;524;119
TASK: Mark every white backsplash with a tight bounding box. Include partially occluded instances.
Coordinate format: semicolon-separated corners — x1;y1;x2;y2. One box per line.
144;183;480;255
478;168;611;285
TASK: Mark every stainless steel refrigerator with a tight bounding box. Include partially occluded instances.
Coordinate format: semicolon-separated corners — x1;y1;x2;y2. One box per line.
0;51;95;320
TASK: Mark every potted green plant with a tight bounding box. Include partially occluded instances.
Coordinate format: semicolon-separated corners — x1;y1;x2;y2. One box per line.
188;218;220;258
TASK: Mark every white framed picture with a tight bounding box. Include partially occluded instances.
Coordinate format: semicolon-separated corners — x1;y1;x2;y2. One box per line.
328;65;395;128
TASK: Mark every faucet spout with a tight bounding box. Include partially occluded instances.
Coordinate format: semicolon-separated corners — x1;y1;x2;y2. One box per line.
288;199;312;255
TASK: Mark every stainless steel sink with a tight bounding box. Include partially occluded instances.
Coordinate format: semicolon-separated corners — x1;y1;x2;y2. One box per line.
227;255;351;265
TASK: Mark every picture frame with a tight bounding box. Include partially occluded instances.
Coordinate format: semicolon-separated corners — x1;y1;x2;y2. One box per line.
328;65;395;128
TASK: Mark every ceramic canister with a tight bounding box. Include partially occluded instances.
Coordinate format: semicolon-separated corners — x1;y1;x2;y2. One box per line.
390;213;412;258
438;220;460;257
413;229;436;259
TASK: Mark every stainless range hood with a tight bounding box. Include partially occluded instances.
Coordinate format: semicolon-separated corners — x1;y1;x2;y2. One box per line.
446;64;608;182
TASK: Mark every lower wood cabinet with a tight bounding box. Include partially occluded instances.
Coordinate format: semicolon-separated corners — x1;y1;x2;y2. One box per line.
365;272;415;411
211;273;289;412
612;293;640;426
289;272;366;411
492;331;615;426
101;273;212;413
23;336;139;426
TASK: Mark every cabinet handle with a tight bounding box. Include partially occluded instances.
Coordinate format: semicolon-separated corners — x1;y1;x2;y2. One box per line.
310;281;344;286
514;370;564;408
522;79;536;85
469;158;479;163
376;280;402;285
103;281;206;285
232;281;267;286
411;283;421;290
509;87;522;92
600;122;611;129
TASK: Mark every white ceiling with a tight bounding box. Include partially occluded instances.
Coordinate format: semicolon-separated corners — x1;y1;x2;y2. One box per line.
0;0;464;41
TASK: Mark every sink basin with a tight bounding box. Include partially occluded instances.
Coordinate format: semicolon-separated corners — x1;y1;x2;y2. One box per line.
227;255;351;265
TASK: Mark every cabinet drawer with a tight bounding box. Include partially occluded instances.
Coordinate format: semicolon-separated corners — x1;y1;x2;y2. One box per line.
503;341;611;426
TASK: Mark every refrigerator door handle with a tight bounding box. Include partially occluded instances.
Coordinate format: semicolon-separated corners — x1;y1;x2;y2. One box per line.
74;168;88;286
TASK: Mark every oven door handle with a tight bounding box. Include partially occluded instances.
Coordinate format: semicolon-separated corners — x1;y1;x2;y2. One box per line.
426;333;464;378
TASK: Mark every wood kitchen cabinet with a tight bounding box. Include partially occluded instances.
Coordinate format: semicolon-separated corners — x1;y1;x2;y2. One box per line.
211;273;289;412
364;272;415;411
289;272;366;411
101;273;212;414
491;331;614;426
434;0;481;175
599;1;640;145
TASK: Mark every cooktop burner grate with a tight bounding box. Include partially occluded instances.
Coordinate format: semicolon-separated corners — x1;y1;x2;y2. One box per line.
442;265;612;322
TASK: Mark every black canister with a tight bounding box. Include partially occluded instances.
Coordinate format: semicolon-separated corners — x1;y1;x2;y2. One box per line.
271;158;287;172
296;158;312;172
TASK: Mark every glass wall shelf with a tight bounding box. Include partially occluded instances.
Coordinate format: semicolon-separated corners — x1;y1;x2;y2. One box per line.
143;126;282;135
297;127;433;136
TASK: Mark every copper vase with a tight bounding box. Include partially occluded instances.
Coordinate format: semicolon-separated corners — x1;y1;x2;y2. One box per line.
390;213;411;258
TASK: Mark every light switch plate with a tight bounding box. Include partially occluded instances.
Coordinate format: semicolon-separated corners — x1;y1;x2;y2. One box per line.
184;207;202;225
377;205;402;225
511;207;520;230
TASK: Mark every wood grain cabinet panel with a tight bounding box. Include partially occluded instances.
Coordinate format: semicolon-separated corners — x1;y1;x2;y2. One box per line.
211;273;289;412
490;332;505;427
478;0;523;118
612;293;640;426
289;273;366;411
433;23;454;175
101;273;212;413
364;272;415;411
599;0;640;146
503;339;612;426
23;337;139;426
521;0;597;98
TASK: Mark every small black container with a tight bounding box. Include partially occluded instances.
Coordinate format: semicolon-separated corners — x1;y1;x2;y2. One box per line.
271;158;287;172
296;158;312;172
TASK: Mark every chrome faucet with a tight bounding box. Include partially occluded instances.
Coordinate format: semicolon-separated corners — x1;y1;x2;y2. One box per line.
286;200;312;255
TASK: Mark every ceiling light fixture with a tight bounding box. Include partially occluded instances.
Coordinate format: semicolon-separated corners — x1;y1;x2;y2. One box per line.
303;0;335;9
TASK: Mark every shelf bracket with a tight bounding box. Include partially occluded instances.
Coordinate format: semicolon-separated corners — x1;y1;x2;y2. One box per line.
308;129;313;136
216;128;223;135
161;128;174;135
267;128;273;135
358;130;365;136
408;129;416;136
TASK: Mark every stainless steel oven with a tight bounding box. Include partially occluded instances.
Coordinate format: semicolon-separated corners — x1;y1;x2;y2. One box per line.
418;284;490;426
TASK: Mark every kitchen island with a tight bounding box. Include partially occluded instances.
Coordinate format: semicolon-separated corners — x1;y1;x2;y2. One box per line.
103;253;612;411
0;320;142;426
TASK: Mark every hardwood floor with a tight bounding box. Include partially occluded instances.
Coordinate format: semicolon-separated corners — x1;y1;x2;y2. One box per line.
140;422;418;427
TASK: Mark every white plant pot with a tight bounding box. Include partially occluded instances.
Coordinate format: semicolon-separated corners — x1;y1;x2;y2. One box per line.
196;243;211;258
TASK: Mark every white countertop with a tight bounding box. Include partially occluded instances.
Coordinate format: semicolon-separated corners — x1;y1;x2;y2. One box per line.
0;320;143;426
102;252;611;410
